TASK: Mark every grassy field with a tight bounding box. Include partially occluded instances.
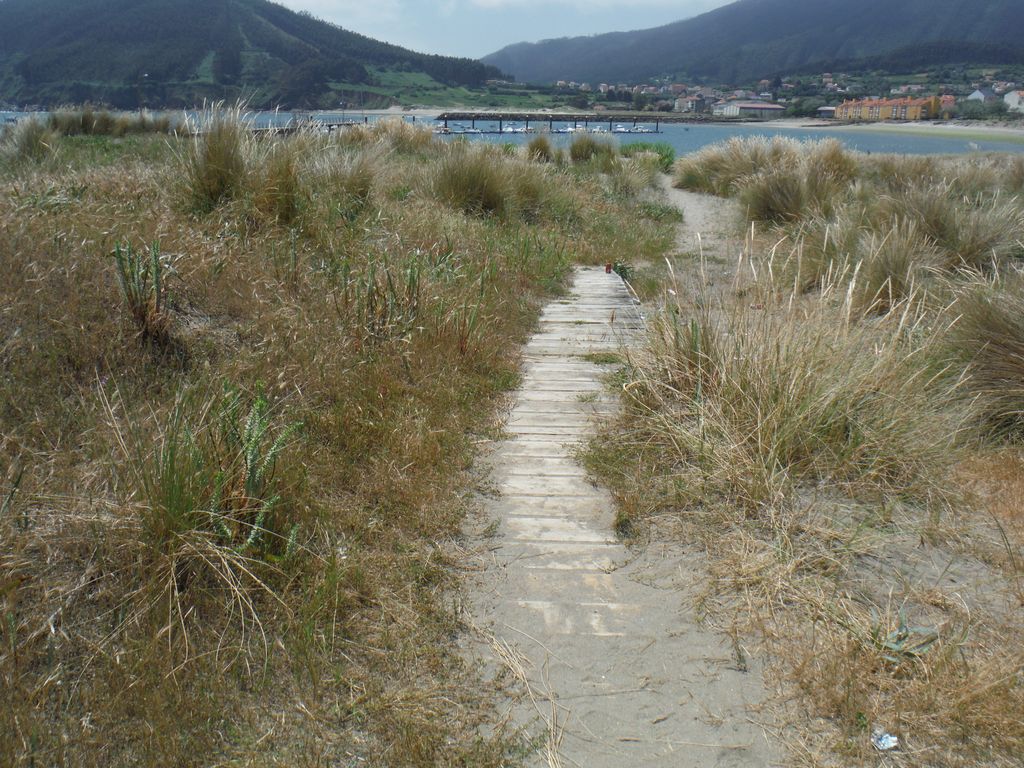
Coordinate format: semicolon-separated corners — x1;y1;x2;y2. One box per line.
341;69;562;110
0;113;673;766
587;137;1024;766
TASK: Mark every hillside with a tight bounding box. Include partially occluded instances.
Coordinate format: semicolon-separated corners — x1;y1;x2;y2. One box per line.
483;0;1024;85
0;0;503;108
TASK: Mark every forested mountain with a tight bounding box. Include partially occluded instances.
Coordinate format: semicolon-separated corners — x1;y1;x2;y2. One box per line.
0;0;503;108
483;0;1024;85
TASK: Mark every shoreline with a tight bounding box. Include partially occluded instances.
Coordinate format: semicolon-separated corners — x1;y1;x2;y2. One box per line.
787;118;1024;143
6;105;1024;145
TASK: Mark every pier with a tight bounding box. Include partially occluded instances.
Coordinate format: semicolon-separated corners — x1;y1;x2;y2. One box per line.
435;111;672;134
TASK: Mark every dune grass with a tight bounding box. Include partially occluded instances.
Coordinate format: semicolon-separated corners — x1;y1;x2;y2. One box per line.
0;118;60;163
0;110;676;766
585;137;1024;765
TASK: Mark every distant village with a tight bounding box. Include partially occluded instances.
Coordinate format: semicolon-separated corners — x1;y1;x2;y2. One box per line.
538;71;1024;121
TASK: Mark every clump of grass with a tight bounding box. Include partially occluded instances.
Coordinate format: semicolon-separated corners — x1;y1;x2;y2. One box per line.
49;108;173;137
851;220;938;316
881;187;1024;272
433;145;512;216
112;241;172;347
949;278;1024;436
347;118;434;154
620;141;675;172
179;106;249;213
112;383;301;655
738;165;810;222
569;134;615;164
673;136;801;195
252;139;305;225
328;150;376;217
507;162;549;220
627;281;965;507
0;118;60;163
340;258;422;344
607;157;656;198
527;134;554;163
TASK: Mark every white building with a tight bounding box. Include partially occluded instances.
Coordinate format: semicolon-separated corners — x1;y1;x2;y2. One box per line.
1005;90;1024;113
714;101;786;119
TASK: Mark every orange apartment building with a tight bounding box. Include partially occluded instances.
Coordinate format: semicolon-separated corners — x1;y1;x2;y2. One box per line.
834;96;941;121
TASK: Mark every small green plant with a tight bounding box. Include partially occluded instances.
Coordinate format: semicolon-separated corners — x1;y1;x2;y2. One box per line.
612;261;633;281
872;611;939;664
1;466;25;530
112;242;171;346
208;386;303;553
341;259;423;344
129;384;301;557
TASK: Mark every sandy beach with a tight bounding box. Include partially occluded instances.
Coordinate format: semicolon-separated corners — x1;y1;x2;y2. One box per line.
768;117;1024;143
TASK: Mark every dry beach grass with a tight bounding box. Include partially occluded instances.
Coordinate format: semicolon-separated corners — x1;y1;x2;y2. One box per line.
586;136;1024;766
0;112;673;766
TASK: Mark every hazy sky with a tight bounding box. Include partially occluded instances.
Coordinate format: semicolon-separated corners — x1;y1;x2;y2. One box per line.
277;0;733;59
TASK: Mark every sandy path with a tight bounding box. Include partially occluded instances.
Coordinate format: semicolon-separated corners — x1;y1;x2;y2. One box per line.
658;175;741;262
468;267;776;767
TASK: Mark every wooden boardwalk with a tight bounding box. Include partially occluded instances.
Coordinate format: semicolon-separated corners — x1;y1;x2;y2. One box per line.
470;267;777;767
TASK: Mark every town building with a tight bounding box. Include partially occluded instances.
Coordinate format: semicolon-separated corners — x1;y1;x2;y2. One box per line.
713;101;786;119
1005;90;1024;113
834;96;941;121
967;88;998;103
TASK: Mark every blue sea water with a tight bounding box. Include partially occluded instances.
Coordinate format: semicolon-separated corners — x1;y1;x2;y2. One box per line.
4;109;1023;156
440;119;1024;156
